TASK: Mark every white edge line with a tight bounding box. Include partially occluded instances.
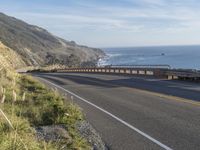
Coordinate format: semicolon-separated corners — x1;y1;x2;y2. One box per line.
38;77;173;150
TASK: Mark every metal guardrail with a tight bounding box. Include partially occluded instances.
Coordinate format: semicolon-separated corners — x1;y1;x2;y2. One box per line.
57;65;200;80
103;64;171;69
58;67;167;78
165;70;200;78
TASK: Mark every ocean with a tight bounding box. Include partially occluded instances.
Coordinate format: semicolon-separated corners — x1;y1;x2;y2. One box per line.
99;45;200;70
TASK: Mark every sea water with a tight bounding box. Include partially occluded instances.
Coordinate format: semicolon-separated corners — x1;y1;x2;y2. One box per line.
99;45;200;69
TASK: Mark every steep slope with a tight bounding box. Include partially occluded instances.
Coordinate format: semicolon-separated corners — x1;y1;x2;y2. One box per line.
0;41;26;70
0;12;105;68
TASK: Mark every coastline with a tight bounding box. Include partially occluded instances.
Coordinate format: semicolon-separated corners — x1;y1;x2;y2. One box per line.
98;46;200;70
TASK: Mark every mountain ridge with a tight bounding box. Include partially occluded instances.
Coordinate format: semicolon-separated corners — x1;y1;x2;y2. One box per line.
0;12;105;68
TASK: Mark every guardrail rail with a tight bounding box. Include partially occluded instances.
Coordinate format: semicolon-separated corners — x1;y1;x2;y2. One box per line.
56;65;200;81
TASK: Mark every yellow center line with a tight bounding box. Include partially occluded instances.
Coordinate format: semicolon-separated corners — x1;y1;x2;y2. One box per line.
68;75;200;107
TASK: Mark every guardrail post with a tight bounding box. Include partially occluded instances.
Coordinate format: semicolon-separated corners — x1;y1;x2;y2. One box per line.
154;69;167;78
144;70;147;75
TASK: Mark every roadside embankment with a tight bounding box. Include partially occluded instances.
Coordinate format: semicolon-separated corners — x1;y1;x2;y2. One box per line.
0;46;106;149
0;73;92;149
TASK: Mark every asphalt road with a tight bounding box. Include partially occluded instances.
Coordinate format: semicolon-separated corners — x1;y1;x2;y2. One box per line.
33;73;200;150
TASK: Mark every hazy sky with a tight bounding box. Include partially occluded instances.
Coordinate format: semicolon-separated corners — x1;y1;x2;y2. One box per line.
1;0;200;47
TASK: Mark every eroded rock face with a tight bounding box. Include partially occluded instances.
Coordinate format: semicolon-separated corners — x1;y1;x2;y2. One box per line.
0;12;105;67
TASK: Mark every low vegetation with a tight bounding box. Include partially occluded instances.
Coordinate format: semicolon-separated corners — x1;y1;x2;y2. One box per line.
0;67;91;149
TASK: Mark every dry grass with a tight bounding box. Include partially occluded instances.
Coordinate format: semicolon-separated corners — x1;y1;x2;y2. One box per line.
0;74;91;149
0;44;91;149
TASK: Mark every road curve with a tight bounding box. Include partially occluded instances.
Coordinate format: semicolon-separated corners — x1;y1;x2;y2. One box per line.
33;73;200;150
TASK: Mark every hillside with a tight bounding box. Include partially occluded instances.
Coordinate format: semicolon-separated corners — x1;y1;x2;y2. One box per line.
0;12;105;68
0;41;26;70
0;42;101;150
